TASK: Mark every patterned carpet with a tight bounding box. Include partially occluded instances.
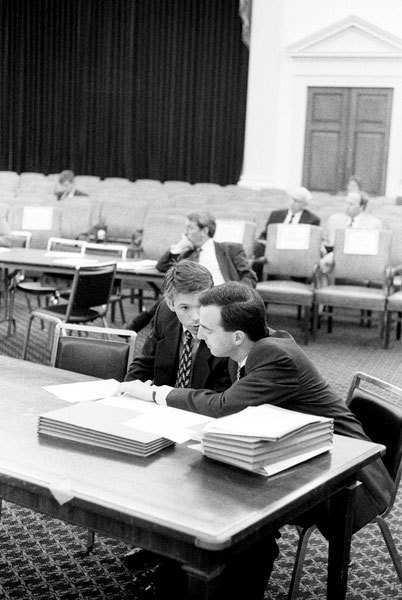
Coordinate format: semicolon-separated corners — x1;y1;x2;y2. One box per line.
0;293;401;599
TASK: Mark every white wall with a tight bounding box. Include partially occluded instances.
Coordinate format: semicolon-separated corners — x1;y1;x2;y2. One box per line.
240;0;402;197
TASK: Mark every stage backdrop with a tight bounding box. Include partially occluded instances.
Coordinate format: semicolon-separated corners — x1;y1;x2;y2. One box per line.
0;0;249;185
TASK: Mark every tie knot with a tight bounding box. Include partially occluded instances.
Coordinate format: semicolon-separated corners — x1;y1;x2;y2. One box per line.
184;330;193;343
237;364;245;380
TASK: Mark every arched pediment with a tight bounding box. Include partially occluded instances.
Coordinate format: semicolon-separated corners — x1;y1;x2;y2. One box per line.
288;15;402;58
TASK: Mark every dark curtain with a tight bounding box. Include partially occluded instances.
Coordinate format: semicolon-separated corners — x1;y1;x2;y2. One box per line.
0;0;249;184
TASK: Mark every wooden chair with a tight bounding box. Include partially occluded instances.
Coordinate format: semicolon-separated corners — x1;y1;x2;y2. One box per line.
287;371;402;598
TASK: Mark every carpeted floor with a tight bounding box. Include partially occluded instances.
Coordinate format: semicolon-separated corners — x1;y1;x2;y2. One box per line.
0;292;401;599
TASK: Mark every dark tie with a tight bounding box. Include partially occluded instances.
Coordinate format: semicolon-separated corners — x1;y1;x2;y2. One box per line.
349;217;355;227
175;331;193;388
288;213;294;224
191;247;201;262
237;364;245;380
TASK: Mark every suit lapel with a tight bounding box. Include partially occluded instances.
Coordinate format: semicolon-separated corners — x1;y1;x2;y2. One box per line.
214;242;231;282
155;318;182;385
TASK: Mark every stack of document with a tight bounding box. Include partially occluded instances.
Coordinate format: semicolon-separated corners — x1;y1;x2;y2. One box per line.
201;405;333;476
38;401;174;457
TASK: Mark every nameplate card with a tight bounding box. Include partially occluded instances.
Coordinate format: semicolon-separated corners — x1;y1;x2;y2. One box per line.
343;229;379;255
276;224;310;250
22;206;53;230
215;220;245;243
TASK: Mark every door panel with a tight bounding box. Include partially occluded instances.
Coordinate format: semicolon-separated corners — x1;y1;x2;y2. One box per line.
303;87;393;195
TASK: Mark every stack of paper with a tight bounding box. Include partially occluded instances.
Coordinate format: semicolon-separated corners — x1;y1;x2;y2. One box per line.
201;405;333;476
38;401;174;457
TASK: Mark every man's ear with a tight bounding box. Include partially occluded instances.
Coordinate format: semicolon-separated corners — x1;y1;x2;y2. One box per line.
234;330;245;345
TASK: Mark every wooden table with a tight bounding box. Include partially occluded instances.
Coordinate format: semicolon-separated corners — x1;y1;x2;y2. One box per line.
0;247;164;331
0;355;385;599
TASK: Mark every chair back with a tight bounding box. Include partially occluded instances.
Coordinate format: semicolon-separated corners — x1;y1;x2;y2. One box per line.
332;229;392;281
264;224;323;278
65;262;117;318
388;224;402;268
51;323;136;382
47;237;86;253
84;242;127;259
346;372;402;486
214;219;256;258
141;209;185;259
10;230;32;248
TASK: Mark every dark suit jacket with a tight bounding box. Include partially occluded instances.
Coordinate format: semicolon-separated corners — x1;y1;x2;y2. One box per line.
156;240;257;287
166;330;395;536
125;300;231;391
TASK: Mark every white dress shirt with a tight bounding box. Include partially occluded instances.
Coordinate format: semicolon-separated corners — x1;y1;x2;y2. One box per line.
198;238;225;285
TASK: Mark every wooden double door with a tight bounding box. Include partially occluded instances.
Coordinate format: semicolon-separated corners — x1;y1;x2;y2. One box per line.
302;87;393;195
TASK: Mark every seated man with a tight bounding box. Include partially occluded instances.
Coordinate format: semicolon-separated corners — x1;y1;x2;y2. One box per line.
127;210;256;332
320;191;383;277
125;259;231;390
120;282;394;600
54;170;88;201
253;186;320;280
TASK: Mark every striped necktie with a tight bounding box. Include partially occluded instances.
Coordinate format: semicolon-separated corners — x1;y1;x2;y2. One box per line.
237;364;245;380
175;330;193;388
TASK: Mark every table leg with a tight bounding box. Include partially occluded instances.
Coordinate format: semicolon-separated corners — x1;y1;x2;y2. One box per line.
327;480;360;599
183;564;224;600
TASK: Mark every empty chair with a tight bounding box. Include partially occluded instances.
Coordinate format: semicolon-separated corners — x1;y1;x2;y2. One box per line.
256;224;323;344
51;323;137;382
214;219;256;259
84;243;128;323
7;204;62;249
383;225;402;347
22;262;117;360
315;228;392;344
287;371;402;598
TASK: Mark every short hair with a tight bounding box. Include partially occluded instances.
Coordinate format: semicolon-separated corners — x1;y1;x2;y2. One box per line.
59;170;75;184
163;259;214;302
186;211;216;237
288;186;311;208
199;282;268;341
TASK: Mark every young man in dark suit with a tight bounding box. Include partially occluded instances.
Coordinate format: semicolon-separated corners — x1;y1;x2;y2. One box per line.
125;260;231;391
121;282;395;600
253;186;320;279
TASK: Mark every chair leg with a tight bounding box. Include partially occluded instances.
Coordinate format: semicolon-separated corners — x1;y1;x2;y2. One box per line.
86;529;95;553
118;298;126;324
397;312;402;340
22;314;35;360
287;525;316;600
302;307;310;345
384;311;392;349
327;307;333;333
375;516;402;585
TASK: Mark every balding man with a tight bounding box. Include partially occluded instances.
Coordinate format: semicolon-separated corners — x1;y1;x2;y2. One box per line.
253;186;320;280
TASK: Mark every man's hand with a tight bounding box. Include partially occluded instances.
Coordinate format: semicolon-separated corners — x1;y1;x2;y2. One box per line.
119;380;155;402
170;234;194;255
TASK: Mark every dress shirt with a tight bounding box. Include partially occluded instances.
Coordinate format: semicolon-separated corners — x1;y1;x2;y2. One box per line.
198;238;225;285
284;210;302;225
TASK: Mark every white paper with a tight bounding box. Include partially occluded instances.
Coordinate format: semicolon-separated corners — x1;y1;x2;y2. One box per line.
276;224;310;250
0;248;10;253
43;379;120;402
45;251;82;258
52;257;99;267
117;260;157;270
215;220;245;243
343;229;380;255
99;394;160;413
123;404;214;443
22;206;53;230
204;405;331;440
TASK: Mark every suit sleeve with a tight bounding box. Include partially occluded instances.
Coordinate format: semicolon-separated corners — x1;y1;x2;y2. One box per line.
226;243;257;287
156;250;178;273
124;304;166;381
166;346;300;417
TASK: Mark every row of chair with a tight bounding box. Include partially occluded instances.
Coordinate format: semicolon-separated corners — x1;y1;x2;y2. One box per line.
257;225;402;347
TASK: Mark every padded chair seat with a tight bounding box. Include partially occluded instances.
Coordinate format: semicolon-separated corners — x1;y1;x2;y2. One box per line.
256;280;314;305
315;285;387;310
387;291;402;310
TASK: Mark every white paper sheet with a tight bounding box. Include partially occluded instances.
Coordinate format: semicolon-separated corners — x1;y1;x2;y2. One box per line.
123;403;214;443
52;257;99;266
343;228;379;255
45;251;82;258
0;248;10;253
117;260;157;270
276;224;310;250
43;379;120;402
215;220;245;243
22;206;53;230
